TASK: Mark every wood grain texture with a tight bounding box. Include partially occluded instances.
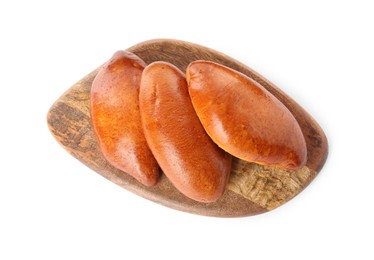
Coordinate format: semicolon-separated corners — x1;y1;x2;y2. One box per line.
47;39;328;217
229;161;315;210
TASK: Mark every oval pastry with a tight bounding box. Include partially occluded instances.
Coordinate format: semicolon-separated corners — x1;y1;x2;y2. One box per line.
139;61;232;202
90;51;159;186
186;60;307;170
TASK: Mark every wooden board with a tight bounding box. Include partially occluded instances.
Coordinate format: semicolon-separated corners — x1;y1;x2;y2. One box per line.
47;39;328;217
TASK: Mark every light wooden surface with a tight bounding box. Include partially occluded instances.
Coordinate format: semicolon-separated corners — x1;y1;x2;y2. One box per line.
47;39;328;217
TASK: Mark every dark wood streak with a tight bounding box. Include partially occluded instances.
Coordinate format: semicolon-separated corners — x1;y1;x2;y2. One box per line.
47;39;328;217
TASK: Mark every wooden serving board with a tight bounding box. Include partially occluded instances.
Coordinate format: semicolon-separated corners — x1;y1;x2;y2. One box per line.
47;39;328;217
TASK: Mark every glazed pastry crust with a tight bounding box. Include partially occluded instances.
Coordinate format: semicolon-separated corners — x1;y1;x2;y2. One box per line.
90;51;159;186
139;61;232;202
187;60;307;169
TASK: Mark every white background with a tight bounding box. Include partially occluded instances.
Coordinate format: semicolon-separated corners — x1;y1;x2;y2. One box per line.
1;1;373;259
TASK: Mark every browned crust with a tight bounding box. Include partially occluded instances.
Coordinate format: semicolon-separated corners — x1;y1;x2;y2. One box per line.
47;39;328;217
